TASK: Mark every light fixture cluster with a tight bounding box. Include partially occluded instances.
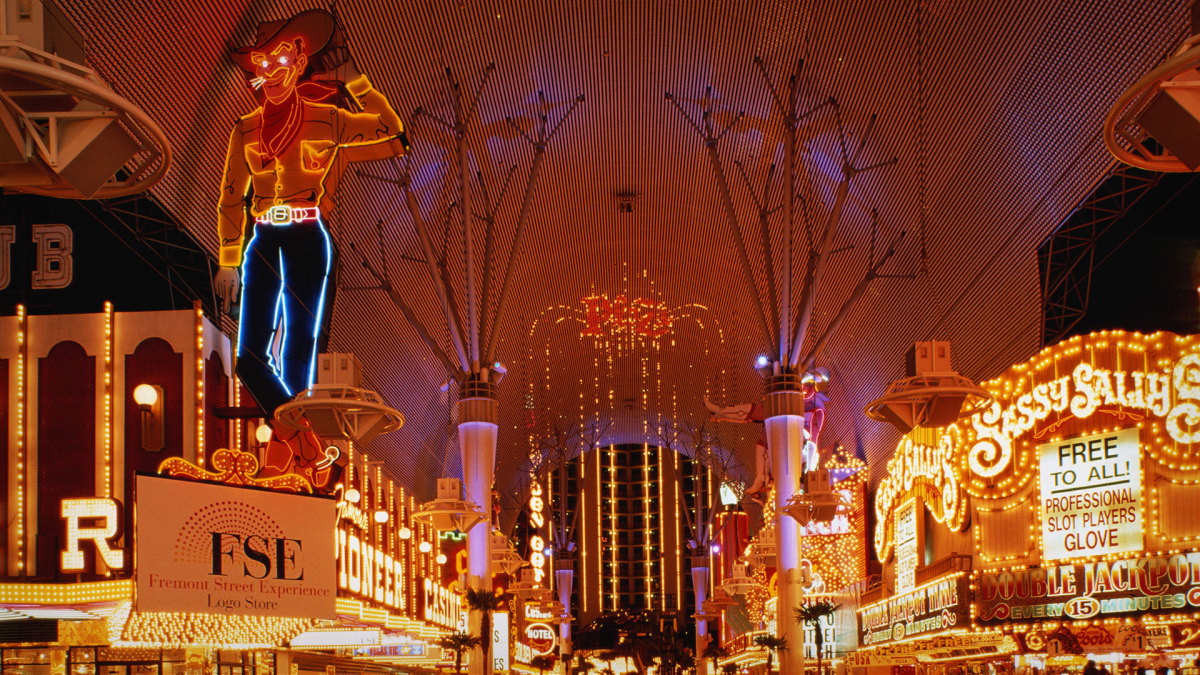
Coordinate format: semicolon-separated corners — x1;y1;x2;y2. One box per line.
800;469;868;592
525;286;730;616
120;609;316;647
333;443;450;635
580;293;674;339
0;579;131;604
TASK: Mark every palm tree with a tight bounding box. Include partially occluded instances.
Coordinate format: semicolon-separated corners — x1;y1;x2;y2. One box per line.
529;653;556;674
720;664;740;675
438;631;482;675
752;633;788;674
462;586;507;670
795;601;841;675
702;640;729;675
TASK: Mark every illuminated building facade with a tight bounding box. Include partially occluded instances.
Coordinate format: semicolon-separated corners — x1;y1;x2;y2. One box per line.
531;443;712;623
0;2;1197;674
0;193;459;674
856;331;1200;675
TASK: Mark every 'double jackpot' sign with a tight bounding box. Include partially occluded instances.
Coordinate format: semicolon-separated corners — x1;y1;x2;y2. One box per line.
1040;427;1141;560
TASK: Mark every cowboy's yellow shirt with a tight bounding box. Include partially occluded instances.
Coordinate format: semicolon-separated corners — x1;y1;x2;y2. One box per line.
216;75;405;267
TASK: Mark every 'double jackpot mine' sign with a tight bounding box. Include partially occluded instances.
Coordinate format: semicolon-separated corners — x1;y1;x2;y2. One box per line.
1039;427;1141;561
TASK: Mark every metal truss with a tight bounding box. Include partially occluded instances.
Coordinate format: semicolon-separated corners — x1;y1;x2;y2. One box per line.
1038;164;1164;346
78;192;219;319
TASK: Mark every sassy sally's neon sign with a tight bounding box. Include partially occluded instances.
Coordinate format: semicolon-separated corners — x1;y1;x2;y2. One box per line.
969;356;1199;479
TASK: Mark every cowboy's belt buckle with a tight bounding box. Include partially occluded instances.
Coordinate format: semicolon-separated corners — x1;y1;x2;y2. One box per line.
268;205;292;225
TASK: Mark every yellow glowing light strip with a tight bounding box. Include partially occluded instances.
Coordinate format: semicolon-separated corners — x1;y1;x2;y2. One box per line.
231;370;241;453
546;468;554;581
643;442;651;608
375;463;383;545
674;449;681;609
195;304;205;467
0;579;132;604
582;451;590;614
388;480;395;557
609;444;616;610
406;492;414;615
103;301;114;498
657;442;665;611
15;304;26;572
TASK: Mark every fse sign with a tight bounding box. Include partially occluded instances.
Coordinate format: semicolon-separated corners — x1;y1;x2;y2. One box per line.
1039;428;1142;561
135;475;336;619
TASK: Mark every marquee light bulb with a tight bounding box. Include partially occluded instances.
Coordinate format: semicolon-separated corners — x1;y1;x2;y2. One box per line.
419;541;432;553
398;526;412;540
344;488;361;504
436;553;447;564
374;510;389;524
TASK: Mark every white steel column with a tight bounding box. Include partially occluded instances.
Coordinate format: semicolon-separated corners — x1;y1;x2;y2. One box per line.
459;392;497;674
691;557;710;675
556;561;574;665
764;384;805;675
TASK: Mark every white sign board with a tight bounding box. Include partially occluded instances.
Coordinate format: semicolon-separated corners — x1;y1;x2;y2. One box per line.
135;475;337;619
291;629;380;647
1039;427;1142;561
492;611;510;672
895;498;917;593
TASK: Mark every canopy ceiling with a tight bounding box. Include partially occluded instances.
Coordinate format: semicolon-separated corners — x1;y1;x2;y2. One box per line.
55;0;1191;507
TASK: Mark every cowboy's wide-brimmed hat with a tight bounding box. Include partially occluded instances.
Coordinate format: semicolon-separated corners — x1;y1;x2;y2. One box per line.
232;8;336;72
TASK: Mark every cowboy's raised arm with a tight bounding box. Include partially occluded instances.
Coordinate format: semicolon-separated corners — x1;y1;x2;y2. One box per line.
336;74;408;153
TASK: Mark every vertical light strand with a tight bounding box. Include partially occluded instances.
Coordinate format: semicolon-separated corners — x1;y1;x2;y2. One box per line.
231;371;241;453
375;464;383;552
15;304;26;573
103;301;114;497
657;441;665;611
546;467;554;581
673;450;681;609
387;480;395;557
581;451;588;615
608;444;616;611
402;490;410;616
194;303;205;468
643;442;651;608
707;463;715;601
